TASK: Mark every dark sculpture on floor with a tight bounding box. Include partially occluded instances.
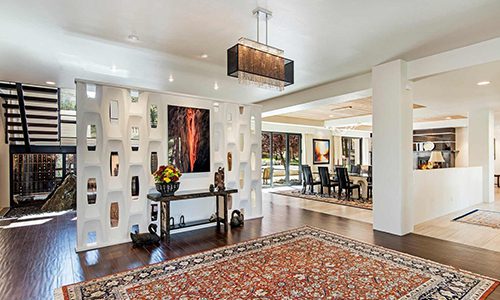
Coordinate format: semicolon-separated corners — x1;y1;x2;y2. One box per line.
230;210;244;228
130;224;160;246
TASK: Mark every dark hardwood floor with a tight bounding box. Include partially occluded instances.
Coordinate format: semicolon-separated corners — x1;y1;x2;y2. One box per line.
0;192;498;300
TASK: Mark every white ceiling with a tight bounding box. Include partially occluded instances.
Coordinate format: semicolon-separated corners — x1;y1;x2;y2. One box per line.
1;0;500;103
413;60;500;116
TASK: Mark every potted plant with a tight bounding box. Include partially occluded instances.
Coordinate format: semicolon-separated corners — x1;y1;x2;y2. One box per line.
153;165;182;196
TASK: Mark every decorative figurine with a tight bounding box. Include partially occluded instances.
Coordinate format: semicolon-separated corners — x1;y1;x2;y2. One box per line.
214;167;225;192
130;224;160;247
227;152;233;171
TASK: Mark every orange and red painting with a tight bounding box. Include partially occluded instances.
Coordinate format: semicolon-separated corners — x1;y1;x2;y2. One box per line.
313;139;330;164
168;105;210;173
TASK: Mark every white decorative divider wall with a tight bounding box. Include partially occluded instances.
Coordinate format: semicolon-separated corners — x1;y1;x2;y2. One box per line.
76;80;262;251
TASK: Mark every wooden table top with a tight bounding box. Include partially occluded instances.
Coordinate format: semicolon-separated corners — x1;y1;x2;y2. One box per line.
147;189;238;202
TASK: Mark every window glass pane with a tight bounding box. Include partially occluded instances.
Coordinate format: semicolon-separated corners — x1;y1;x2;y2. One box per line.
272;133;287;186
288;134;301;185
261;132;271;187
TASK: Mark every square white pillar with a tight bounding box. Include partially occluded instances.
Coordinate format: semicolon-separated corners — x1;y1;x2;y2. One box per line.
468;109;494;203
372;60;414;235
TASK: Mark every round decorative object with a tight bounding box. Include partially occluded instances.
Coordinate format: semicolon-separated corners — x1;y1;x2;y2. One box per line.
155;182;180;196
423;142;435;151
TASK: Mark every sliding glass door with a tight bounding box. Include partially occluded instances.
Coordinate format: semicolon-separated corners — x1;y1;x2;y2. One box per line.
261;131;302;187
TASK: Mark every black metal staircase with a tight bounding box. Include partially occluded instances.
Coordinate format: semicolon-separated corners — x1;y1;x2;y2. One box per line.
0;81;76;151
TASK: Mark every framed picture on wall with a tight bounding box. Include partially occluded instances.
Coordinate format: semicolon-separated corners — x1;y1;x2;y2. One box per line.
167;105;211;173
313;139;330;164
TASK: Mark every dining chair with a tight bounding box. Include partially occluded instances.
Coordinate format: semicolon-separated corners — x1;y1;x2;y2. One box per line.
336;167;361;200
318;167;338;197
301;165;321;194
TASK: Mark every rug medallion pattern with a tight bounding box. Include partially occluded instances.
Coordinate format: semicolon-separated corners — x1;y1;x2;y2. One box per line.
57;227;498;300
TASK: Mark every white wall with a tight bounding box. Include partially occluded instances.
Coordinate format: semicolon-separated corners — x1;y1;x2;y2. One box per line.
455;127;469;167
76;81;262;251
0;114;9;209
496;127;500;174
413;167;482;224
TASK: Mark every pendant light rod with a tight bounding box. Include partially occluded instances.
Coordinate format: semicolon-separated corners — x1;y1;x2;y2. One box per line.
253;7;272;45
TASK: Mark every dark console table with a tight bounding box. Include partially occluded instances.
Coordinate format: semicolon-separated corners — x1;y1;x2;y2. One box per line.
147;189;238;240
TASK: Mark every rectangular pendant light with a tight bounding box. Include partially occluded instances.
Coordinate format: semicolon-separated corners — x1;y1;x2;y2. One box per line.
227;38;294;91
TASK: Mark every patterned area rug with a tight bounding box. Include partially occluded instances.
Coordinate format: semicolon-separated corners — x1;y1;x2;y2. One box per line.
454;209;500;229
271;189;373;210
56;226;498;300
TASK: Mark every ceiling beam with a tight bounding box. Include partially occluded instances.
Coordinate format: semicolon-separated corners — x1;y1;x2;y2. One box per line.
258;73;372;117
407;37;500;81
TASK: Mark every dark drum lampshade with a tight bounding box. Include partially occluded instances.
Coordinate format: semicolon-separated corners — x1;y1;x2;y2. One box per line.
227;38;294;91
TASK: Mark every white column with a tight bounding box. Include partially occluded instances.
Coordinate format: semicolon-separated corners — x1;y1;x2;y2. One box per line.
372;60;414;235
468;109;494;203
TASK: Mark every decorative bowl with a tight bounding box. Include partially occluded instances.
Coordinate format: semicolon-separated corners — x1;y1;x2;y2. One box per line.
155;182;180;196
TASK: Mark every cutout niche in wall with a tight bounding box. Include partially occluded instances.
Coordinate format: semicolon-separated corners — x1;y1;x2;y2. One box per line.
250;116;256;134
86;231;97;246
110;152;119;176
150;152;158;174
150;104;158;128
130;90;139;103
87;178;97;204
86;84;96;99
130;126;140;151
227;152;233;171
110;202;119;228
86;125;97;151
131;176;139;199
109;100;119;122
168;105;210;173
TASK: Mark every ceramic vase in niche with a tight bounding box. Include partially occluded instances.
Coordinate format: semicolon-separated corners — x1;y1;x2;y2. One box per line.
227;152;232;171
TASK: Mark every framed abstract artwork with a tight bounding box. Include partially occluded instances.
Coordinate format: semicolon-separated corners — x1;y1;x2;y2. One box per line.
168;105;210;173
313;139;330;164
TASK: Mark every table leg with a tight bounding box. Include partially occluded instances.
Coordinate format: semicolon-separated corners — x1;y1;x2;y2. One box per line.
223;195;228;232
160;201;169;240
216;195;220;229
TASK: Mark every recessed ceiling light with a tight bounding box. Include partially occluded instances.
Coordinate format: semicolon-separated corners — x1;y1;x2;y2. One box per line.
111;65;117;72
128;34;139;41
328;114;334;118
445;116;452;120
477;81;491;86
168;74;174;82
45;81;56;85
214;82;219;90
200;53;208;59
